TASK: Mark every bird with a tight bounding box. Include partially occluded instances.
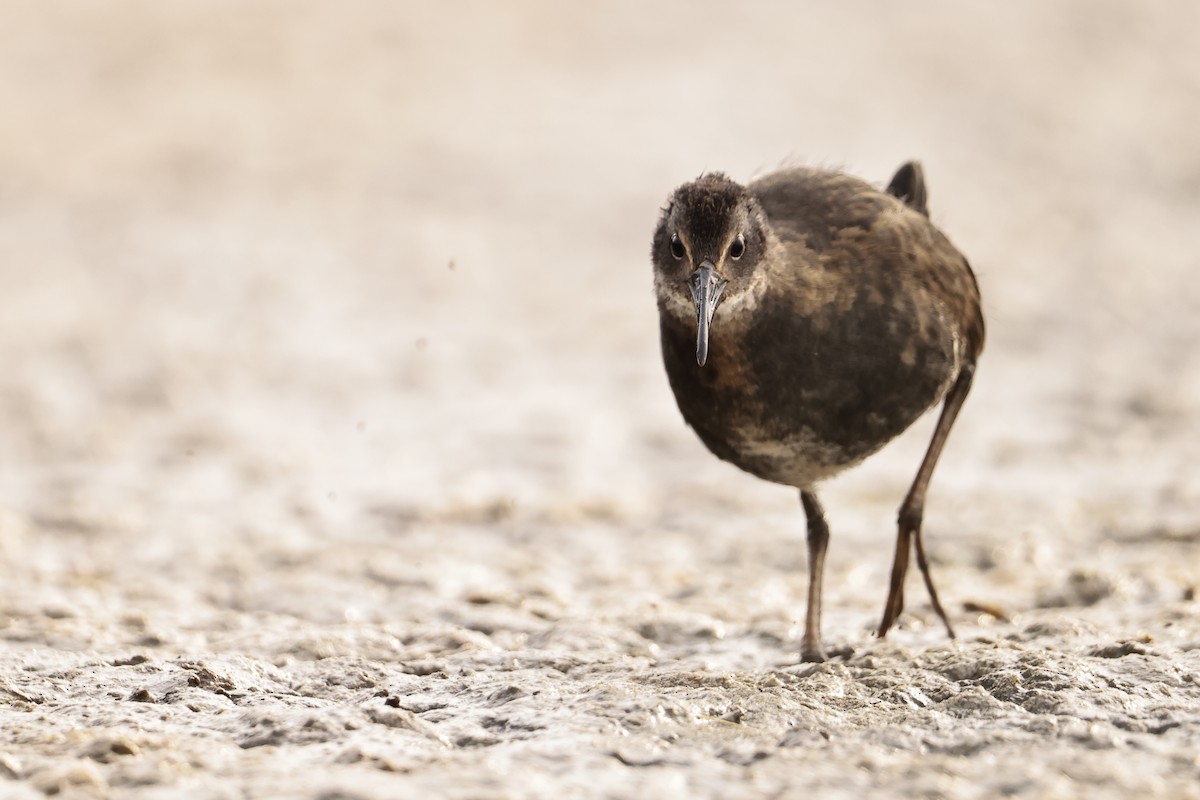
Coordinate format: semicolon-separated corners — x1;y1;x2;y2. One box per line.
650;161;984;663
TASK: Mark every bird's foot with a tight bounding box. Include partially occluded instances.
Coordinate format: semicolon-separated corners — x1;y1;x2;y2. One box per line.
800;633;828;663
800;646;828;664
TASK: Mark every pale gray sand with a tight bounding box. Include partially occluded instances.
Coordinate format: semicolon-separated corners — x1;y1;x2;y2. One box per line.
2;3;1200;798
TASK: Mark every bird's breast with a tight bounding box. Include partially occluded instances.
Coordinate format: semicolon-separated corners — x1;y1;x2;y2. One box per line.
659;287;958;487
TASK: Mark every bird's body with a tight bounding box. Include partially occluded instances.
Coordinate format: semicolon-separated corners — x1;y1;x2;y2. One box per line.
651;162;983;662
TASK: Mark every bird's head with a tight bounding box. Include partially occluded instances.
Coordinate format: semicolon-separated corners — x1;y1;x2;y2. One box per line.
651;173;771;366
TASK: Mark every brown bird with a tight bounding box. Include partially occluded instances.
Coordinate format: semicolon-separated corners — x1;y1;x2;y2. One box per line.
651;161;984;662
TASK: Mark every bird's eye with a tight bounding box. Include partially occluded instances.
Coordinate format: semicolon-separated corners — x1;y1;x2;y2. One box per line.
730;234;746;260
670;233;685;260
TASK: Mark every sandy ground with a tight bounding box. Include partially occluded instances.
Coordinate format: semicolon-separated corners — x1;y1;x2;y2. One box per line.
2;2;1200;798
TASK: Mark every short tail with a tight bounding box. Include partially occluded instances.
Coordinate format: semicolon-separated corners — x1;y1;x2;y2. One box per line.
887;161;928;217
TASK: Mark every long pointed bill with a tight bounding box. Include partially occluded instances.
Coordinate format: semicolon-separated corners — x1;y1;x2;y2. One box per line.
689;261;727;366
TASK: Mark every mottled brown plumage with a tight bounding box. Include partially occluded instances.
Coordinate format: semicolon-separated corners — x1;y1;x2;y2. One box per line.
651;161;984;662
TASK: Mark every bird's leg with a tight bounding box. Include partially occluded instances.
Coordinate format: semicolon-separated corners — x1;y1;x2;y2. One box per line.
878;525;911;638
878;363;976;639
914;517;953;637
800;490;830;662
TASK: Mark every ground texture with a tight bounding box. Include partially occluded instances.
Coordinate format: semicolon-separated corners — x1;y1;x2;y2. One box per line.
2;2;1200;798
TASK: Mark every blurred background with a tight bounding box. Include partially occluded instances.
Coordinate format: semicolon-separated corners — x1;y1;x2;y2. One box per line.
1;1;1198;614
4;6;1200;794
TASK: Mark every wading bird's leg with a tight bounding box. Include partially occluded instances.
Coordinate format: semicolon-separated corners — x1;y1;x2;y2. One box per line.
800;490;830;662
878;363;976;639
